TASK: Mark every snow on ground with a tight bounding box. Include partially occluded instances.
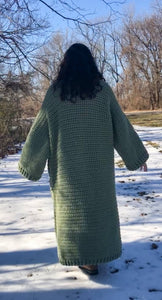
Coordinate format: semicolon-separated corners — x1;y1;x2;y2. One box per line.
0;126;162;300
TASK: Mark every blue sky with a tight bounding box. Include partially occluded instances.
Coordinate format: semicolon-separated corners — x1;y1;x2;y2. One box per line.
125;0;153;15
39;0;154;32
74;0;153;18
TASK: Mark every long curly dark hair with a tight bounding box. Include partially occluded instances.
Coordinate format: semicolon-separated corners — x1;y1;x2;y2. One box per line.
53;43;104;103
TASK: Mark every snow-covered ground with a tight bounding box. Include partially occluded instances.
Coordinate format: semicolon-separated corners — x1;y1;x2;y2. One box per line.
0;126;162;300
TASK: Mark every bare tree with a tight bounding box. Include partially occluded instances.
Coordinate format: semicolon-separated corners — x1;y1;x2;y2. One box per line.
34;31;76;98
77;22;123;87
0;71;34;157
119;10;162;110
0;0;49;80
0;0;126;77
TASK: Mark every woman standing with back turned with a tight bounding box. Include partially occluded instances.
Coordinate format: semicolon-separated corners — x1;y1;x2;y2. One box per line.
18;43;149;275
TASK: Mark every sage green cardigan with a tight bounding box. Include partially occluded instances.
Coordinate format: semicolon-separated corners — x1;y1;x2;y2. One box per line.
18;80;149;266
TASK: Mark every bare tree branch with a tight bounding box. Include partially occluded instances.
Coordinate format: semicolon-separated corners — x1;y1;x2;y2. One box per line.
102;0;126;15
0;0;126;80
39;0;122;26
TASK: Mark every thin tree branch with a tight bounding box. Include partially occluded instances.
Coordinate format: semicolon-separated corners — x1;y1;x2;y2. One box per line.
9;36;50;79
102;0;126;15
39;0;111;26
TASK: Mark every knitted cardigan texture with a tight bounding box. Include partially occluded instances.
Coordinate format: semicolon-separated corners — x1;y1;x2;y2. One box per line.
18;80;149;265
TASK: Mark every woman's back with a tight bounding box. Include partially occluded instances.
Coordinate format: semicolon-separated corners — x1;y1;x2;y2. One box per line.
46;80;114;190
18;43;149;267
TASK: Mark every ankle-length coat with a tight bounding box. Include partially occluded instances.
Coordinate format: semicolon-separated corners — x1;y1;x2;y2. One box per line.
18;80;149;265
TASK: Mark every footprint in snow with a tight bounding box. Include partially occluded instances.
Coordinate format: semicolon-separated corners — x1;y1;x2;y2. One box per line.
110;267;119;273
137;191;148;196
149;288;162;292
125;258;135;264
151;243;158;249
65;275;78;280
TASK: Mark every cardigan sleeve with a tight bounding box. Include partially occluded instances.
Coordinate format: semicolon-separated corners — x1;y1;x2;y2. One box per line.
109;86;149;170
18;98;50;181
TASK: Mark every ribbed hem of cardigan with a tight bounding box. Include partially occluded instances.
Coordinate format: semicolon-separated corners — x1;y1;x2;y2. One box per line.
18;162;40;181
126;150;149;171
58;250;122;266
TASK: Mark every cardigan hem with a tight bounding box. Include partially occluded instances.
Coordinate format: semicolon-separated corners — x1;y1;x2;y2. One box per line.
58;250;122;266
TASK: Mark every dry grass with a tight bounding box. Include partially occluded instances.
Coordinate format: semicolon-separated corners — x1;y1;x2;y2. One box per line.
146;141;160;149
126;111;162;127
116;159;125;168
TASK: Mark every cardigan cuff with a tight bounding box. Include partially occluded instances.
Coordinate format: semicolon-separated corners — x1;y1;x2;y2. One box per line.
18;162;40;181
126;150;149;171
